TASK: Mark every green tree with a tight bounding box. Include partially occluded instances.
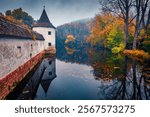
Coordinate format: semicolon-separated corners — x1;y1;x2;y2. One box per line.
5;8;34;27
5;10;11;16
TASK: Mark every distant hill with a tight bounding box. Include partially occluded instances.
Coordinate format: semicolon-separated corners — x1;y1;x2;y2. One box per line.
56;18;93;63
69;18;93;24
56;18;93;49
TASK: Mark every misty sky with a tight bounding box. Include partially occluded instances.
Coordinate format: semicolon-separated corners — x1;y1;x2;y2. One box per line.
0;0;100;26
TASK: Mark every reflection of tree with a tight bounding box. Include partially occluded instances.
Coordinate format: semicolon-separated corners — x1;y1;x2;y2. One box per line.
123;59;150;100
57;29;150;100
142;60;150;99
65;46;76;55
57;44;90;65
97;56;150;100
91;49;125;81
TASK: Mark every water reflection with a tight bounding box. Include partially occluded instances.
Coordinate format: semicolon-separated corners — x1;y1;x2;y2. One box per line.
35;59;100;100
15;57;56;100
56;46;150;100
96;58;150;100
8;46;150;100
34;58;56;99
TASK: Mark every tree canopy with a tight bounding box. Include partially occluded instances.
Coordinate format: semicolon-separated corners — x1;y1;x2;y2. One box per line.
87;0;150;59
5;8;34;27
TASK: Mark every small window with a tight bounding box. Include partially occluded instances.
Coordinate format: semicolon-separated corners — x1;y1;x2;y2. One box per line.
48;43;51;46
48;31;51;35
30;53;32;58
17;46;21;53
31;44;33;51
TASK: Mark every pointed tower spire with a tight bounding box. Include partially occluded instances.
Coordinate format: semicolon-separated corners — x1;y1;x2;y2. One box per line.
33;7;55;29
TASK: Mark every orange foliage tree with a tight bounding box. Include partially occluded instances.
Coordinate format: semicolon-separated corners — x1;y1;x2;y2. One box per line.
88;13;114;47
88;13;127;53
65;34;75;44
88;12;138;54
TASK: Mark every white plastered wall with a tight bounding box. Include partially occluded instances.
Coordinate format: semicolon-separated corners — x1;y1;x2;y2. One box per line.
0;38;44;78
33;27;56;49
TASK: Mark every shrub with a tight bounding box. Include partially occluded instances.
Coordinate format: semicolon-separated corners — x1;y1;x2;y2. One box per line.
123;49;150;61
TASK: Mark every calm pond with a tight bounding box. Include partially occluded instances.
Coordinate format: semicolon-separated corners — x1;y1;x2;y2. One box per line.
7;47;150;100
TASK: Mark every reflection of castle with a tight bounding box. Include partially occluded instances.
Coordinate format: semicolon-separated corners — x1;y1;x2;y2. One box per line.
14;57;57;100
40;57;56;93
0;7;56;99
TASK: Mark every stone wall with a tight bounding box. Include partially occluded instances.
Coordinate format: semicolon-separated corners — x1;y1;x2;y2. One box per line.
0;51;44;99
0;38;45;99
0;38;44;78
0;14;46;99
0;15;45;79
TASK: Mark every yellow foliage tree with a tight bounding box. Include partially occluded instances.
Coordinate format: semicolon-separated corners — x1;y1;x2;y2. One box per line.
89;13;114;47
65;34;75;44
88;12;126;53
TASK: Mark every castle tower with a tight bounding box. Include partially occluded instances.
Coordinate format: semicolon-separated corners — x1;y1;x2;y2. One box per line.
33;6;56;49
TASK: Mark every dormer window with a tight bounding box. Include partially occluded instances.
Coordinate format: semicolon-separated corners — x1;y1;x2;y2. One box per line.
48;31;51;35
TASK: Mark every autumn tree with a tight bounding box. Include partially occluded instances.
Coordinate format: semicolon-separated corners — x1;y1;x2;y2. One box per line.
99;0;134;49
5;10;11;16
145;9;150;33
88;13;114;48
132;0;150;49
65;34;75;44
99;0;150;50
5;8;34;27
107;17;125;53
88;13;127;53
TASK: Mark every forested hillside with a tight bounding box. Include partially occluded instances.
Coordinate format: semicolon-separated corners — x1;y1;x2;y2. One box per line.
56;19;92;49
56;19;93;63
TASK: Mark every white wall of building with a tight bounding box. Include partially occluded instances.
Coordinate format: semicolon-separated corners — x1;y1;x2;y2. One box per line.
33;27;56;49
0;38;44;78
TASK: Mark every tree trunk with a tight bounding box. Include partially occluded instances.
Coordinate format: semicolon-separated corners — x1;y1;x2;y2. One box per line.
125;20;129;49
124;0;129;49
133;0;140;50
132;60;137;99
146;9;150;33
133;30;138;49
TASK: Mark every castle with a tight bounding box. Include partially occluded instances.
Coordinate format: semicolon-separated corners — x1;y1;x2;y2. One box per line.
0;7;56;99
33;6;56;49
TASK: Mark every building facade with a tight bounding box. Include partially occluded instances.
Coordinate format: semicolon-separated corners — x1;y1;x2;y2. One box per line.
0;7;56;99
0;15;45;99
32;7;56;49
